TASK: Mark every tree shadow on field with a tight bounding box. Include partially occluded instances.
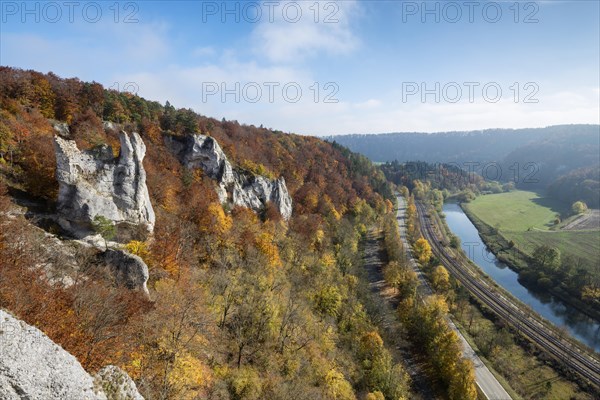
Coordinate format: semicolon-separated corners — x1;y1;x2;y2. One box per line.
529;191;569;223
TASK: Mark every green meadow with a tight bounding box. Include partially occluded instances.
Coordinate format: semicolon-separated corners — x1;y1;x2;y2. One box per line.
464;190;599;264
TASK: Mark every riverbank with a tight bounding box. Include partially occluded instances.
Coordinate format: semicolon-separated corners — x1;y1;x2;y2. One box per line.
459;203;600;322
425;201;600;397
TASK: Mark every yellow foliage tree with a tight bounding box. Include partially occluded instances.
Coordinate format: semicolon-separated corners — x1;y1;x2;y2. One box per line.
313;228;325;250
200;202;232;237
432;265;451;293
324;368;357;400
366;392;385;400
383;261;403;288
229;366;263;400
162;183;179;213
31;76;56;118
136;277;211;399
319;195;342;221
449;358;477;400
303;191;319;213
124;240;153;267
359;331;384;359
255;231;281;268
321;252;337;269
413;237;432;265
424;294;450;318
168;351;213;400
406;202;417;220
385;199;394;214
582;285;600;301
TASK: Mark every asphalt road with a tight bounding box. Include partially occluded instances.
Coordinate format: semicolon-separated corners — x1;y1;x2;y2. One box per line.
396;195;513;400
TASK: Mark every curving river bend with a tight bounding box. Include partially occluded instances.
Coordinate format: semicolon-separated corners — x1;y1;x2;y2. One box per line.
443;203;600;352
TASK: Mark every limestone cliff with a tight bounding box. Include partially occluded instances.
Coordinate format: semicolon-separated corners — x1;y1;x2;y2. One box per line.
165;134;293;220
54;131;155;238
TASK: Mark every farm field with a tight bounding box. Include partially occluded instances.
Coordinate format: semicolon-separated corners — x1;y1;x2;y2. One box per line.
463;190;600;264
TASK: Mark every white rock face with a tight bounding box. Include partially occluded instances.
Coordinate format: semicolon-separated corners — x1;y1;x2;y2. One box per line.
0;309;145;400
181;134;235;184
54;131;155;238
0;309;105;400
166;134;293;220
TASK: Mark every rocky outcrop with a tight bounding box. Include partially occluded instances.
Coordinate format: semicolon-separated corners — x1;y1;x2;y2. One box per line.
101;249;150;297
166;134;293;220
54;130;155;239
53;121;70;137
0;309;144;400
230;174;292;220
95;366;144;400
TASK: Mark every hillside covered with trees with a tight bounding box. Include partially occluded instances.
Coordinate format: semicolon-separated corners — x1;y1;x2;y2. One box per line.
0;67;414;399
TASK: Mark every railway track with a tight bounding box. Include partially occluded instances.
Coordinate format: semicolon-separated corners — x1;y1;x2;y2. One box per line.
416;202;600;388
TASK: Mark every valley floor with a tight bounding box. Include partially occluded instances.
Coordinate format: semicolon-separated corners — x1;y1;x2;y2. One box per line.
397;196;514;400
461;192;600;321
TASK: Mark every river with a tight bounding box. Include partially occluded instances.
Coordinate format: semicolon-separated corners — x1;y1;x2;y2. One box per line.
443;202;600;352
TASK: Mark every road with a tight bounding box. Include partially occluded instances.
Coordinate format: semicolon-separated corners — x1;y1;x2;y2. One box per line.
396;195;513;400
414;200;600;389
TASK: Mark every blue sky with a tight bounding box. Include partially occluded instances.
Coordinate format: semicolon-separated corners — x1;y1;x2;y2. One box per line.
1;0;598;135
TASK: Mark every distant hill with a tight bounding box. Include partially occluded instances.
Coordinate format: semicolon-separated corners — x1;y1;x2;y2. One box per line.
326;126;599;165
328;126;600;206
549;166;600;209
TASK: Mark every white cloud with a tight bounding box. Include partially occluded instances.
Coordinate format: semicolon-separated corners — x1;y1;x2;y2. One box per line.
115;59;311;116
251;0;360;63
122;59;598;136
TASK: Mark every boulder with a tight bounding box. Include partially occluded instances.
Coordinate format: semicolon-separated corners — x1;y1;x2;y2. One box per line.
54;131;155;239
165;134;293;220
95;366;144;400
101;249;150;297
53;121;70;138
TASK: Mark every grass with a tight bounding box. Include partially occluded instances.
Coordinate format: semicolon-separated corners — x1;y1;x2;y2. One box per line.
464;190;600;264
464;191;566;232
508;230;600;261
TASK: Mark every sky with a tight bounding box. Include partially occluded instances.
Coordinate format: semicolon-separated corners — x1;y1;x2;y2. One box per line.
1;0;599;135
